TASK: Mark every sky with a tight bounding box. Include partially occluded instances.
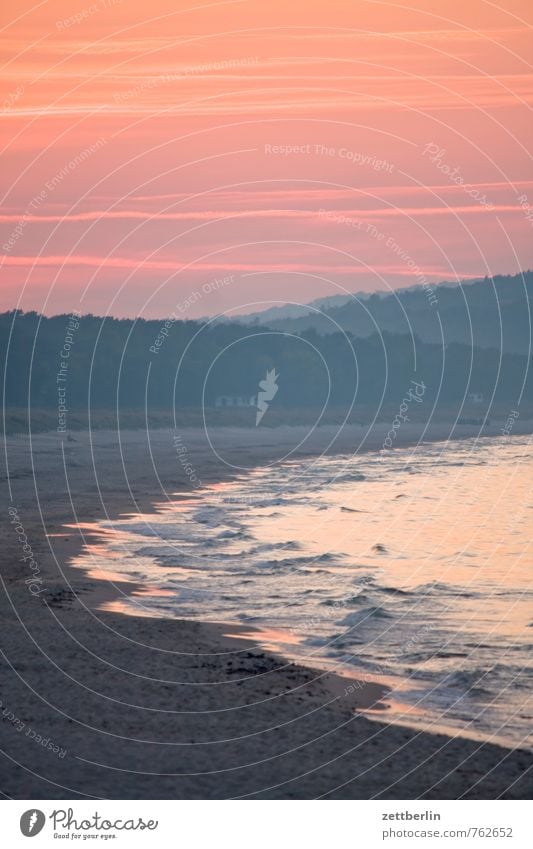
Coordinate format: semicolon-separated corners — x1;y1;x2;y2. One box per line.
1;0;532;319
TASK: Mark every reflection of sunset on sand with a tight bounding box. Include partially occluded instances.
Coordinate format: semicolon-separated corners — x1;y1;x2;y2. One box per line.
3;422;531;799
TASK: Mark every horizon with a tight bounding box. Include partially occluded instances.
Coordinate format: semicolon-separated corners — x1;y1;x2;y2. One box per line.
2;267;531;322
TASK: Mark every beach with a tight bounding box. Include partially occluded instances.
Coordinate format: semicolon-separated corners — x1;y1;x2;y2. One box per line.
1;421;532;799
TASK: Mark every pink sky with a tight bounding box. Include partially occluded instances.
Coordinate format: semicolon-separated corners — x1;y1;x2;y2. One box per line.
1;0;532;318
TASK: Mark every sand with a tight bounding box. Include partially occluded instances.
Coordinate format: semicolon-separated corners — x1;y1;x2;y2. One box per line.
1;421;532;798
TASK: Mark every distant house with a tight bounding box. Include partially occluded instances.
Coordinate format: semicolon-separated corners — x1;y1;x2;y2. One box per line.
467;392;484;404
215;395;257;408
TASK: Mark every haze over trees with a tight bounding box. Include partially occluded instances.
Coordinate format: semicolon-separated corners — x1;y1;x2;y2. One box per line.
234;271;533;356
2;272;531;432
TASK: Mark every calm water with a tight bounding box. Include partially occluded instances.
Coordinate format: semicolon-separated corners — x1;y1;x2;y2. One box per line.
74;436;533;748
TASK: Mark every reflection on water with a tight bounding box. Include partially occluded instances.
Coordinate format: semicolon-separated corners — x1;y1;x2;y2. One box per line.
72;436;533;749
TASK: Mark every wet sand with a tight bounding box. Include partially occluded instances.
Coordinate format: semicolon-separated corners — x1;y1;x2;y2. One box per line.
1;423;532;798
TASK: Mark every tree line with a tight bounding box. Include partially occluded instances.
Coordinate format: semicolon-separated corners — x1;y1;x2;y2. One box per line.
1;310;531;420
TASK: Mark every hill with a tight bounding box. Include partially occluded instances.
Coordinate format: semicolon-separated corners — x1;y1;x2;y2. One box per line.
236;272;533;355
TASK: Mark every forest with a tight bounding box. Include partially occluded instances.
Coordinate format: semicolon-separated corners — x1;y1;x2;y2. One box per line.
1;305;531;431
236;271;533;355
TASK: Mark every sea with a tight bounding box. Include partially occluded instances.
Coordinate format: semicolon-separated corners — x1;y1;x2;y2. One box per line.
73;435;532;749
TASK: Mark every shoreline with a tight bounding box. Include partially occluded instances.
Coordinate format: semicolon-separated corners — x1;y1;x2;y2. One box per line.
36;417;533;612
2;423;532;798
66;422;533;752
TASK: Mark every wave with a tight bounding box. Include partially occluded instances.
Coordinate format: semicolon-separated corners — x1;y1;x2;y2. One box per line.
412;581;483;598
340;606;394;625
258;552;337;570
248;540;303;554
336;472;366;482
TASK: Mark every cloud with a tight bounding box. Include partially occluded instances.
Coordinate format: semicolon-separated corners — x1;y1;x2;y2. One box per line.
0;202;521;226
0;254;476;278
